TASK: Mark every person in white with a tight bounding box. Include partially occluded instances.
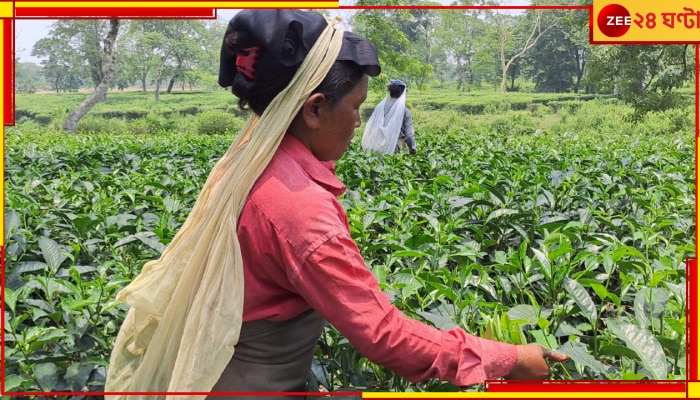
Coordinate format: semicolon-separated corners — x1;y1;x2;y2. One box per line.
362;79;417;155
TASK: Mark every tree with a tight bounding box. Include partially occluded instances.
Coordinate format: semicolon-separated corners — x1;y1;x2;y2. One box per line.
354;0;433;89
16;62;44;93
63;20;120;132
32;20;111;90
587;44;693;117
127;20;207;101
484;2;562;92
32;37;85;92
519;4;590;93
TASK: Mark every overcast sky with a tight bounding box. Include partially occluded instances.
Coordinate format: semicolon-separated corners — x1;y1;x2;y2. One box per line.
16;2;533;64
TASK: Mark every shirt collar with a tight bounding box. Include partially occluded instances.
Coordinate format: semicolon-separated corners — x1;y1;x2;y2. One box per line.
279;133;347;197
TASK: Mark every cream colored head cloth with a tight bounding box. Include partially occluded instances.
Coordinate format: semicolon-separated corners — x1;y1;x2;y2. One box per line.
105;13;345;400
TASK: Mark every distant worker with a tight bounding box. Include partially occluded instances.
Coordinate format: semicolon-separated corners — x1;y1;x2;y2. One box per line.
362;79;417;155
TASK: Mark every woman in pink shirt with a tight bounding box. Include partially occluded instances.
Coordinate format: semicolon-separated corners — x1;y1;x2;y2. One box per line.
106;9;568;399
210;9;568;395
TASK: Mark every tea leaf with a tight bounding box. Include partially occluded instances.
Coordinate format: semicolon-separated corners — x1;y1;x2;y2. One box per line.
5;209;20;239
507;304;538;326
563;277;597;323
557;342;611;376
38;236;67;272
634;288;671;329
416;309;459;331
606;319;668;380
34;362;59;391
4;374;29;391
485;208;518;223
65;362;94;391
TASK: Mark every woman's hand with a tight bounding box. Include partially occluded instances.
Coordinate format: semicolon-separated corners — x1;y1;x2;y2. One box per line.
504;344;570;380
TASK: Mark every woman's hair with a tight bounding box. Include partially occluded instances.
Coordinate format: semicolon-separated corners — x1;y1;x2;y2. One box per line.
225;30;365;115
388;82;405;98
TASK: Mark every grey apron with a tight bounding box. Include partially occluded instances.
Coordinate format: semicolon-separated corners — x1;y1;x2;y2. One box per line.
208;310;325;399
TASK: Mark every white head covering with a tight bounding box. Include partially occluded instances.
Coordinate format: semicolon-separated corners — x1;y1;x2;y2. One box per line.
361;89;407;154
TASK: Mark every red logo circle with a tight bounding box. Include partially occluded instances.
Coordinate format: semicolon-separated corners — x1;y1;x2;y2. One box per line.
597;4;631;37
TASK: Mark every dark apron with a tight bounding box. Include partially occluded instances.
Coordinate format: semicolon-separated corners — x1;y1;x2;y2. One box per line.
208;310;326;399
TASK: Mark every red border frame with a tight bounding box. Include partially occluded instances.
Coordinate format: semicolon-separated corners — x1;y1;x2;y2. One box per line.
15;7;218;18
3;2;699;398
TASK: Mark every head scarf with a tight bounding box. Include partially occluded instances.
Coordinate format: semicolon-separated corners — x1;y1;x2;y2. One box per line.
388;79;407;90
361;89;407;155
105;10;379;400
218;10;380;87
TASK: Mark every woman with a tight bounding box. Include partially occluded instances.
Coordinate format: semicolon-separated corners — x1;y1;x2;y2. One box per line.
105;10;568;399
362;79;417;155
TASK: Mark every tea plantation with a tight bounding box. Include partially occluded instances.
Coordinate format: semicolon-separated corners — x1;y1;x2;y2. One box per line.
4;89;694;393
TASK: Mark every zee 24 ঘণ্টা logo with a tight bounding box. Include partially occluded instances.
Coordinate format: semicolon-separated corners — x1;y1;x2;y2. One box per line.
597;3;633;37
594;2;700;42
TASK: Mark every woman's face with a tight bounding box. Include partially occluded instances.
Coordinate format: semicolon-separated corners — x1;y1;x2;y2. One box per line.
306;75;369;161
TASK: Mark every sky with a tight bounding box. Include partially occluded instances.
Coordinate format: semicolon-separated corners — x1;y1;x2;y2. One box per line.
15;1;532;64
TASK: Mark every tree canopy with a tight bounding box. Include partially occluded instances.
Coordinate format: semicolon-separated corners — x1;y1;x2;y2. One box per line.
23;6;694;116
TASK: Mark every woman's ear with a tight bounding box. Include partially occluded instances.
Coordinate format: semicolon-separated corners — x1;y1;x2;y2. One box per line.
300;93;326;130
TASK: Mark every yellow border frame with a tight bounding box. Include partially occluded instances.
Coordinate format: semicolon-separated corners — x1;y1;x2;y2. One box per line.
4;1;697;398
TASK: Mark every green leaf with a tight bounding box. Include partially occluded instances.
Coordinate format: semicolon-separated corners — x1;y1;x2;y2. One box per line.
38;236;67;272
62;298;95;312
73;216;99;236
554;322;584;337
4;374;29;391
114;231;166;253
5;209;20;239
557;342;611;376
529;329;556;349
34;362;59;391
634;288;670;329
65;362;95;391
611;246;647;263
655;336;681;356
4;287;17;313
393;250;429;258
485;208;518;223
588;283;609;301
507;304;539;326
606;319;668;380
664;317;685;336
531;247;552;280
598;345;641;360
416;309;459;331
11;261;48;276
563;277;597;323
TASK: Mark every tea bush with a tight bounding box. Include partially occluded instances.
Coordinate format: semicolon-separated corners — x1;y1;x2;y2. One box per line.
196;110;243;135
76;116;127;135
5;90;693;394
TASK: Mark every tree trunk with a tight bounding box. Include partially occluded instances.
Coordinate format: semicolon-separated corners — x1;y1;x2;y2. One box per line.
167;77;175;94
497;11;562;92
153;50;171;102
63;20;120;133
141;77;147;91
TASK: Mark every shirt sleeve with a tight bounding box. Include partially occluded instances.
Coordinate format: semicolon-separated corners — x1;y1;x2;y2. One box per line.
401;108;416;151
285;232;517;387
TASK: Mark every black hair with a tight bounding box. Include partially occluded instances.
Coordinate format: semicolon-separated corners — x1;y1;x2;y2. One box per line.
225;30;365;116
388;83;405;99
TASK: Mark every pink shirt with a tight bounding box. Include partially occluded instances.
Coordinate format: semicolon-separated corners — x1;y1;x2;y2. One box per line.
237;134;518;387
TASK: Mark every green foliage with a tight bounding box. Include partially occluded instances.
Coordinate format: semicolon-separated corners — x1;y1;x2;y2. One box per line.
489;112;537;135
586;44;694;117
354;0;434;90
196;110;243;135
75;116;128;134
5;89;692;393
